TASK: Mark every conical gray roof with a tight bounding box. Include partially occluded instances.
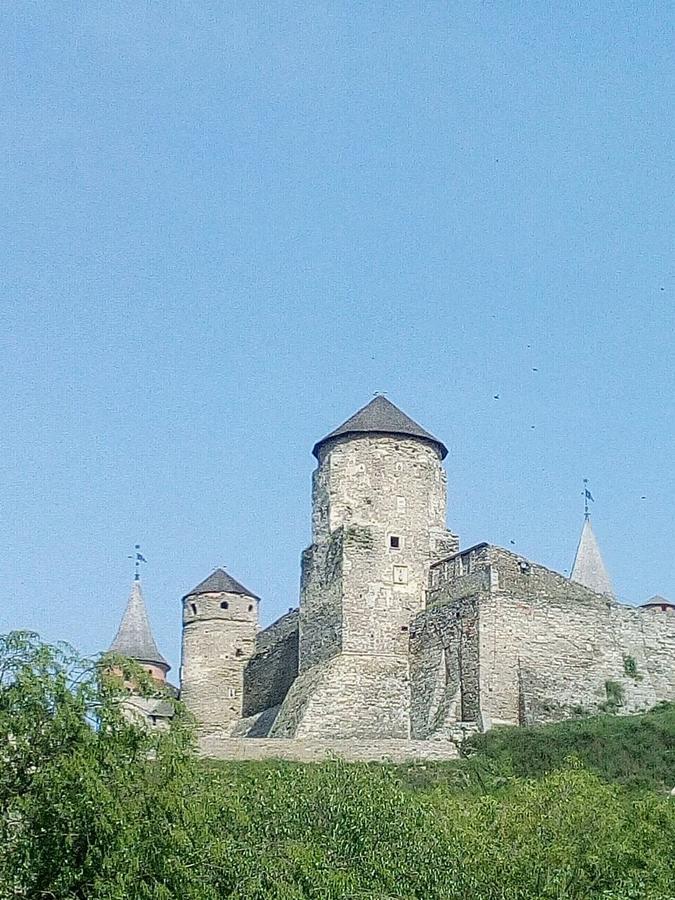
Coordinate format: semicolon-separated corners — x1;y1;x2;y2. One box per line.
183;568;260;600
642;595;675;608
313;396;447;459
570;518;613;596
109;580;169;670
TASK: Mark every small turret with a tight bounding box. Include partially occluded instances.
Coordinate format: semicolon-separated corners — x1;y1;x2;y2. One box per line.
180;567;259;734
109;578;170;682
641;595;675;612
108;577;175;730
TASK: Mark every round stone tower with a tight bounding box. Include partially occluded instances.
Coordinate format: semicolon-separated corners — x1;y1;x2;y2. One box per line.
180;568;259;734
271;396;458;741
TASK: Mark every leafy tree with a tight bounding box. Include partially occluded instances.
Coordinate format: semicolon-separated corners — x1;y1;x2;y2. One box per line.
0;631;197;899
1;631;674;899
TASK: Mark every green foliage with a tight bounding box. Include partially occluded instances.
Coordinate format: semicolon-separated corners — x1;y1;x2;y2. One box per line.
0;632;195;900
602;679;626;713
1;632;675;899
623;654;642;681
413;702;675;793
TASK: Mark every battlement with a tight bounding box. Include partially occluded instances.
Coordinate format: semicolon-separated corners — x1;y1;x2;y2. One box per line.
429;543;621;608
430;543;490;580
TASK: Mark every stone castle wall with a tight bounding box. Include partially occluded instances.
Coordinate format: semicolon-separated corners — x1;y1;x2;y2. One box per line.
198;734;459;762
298;528;344;672
270;653;411;739
243;609;299;717
480;548;675;725
413;545;675;732
409;594;482;739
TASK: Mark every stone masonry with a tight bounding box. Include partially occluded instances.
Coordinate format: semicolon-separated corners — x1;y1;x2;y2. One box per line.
110;397;675;759
180;569;259;735
412;543;675;732
270;405;458;739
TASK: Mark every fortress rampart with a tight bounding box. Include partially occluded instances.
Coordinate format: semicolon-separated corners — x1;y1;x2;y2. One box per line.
112;397;675;761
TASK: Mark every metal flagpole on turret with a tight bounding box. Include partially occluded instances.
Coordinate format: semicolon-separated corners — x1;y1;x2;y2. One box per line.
583;479;594;520
128;543;147;581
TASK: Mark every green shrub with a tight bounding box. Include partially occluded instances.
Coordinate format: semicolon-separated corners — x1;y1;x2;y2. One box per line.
2;632;675;899
623;654;643;680
410;702;675;793
601;679;626;713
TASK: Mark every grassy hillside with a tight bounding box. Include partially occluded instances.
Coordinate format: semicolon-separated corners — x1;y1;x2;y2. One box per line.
195;709;675;899
396;702;675;794
3;634;675;899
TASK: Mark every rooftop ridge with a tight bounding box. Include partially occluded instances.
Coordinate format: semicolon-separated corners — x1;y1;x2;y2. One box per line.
312;396;447;459
183;567;260;600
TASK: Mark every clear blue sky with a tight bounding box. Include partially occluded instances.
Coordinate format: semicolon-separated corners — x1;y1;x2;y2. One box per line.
1;2;672;675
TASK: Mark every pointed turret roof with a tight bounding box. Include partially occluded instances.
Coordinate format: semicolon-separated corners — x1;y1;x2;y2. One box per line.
570;518;613;596
183;567;260;600
313;396;447;459
642;595;675;609
109;580;170;670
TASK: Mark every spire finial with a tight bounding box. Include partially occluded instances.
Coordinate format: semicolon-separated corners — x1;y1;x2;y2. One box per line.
128;543;147;581
583;479;594;520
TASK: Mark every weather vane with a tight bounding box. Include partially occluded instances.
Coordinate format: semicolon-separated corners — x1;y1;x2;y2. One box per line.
582;479;594;520
128;543;147;581
373;391;388;397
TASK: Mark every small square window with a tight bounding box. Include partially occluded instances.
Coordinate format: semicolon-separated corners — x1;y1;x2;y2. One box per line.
389;535;401;549
228;688;236;699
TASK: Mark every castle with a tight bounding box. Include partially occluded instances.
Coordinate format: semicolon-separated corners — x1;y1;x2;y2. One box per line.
109;397;675;760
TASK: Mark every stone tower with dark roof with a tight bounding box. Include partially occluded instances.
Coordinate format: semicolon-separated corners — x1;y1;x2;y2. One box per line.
270;397;458;740
180;567;259;733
